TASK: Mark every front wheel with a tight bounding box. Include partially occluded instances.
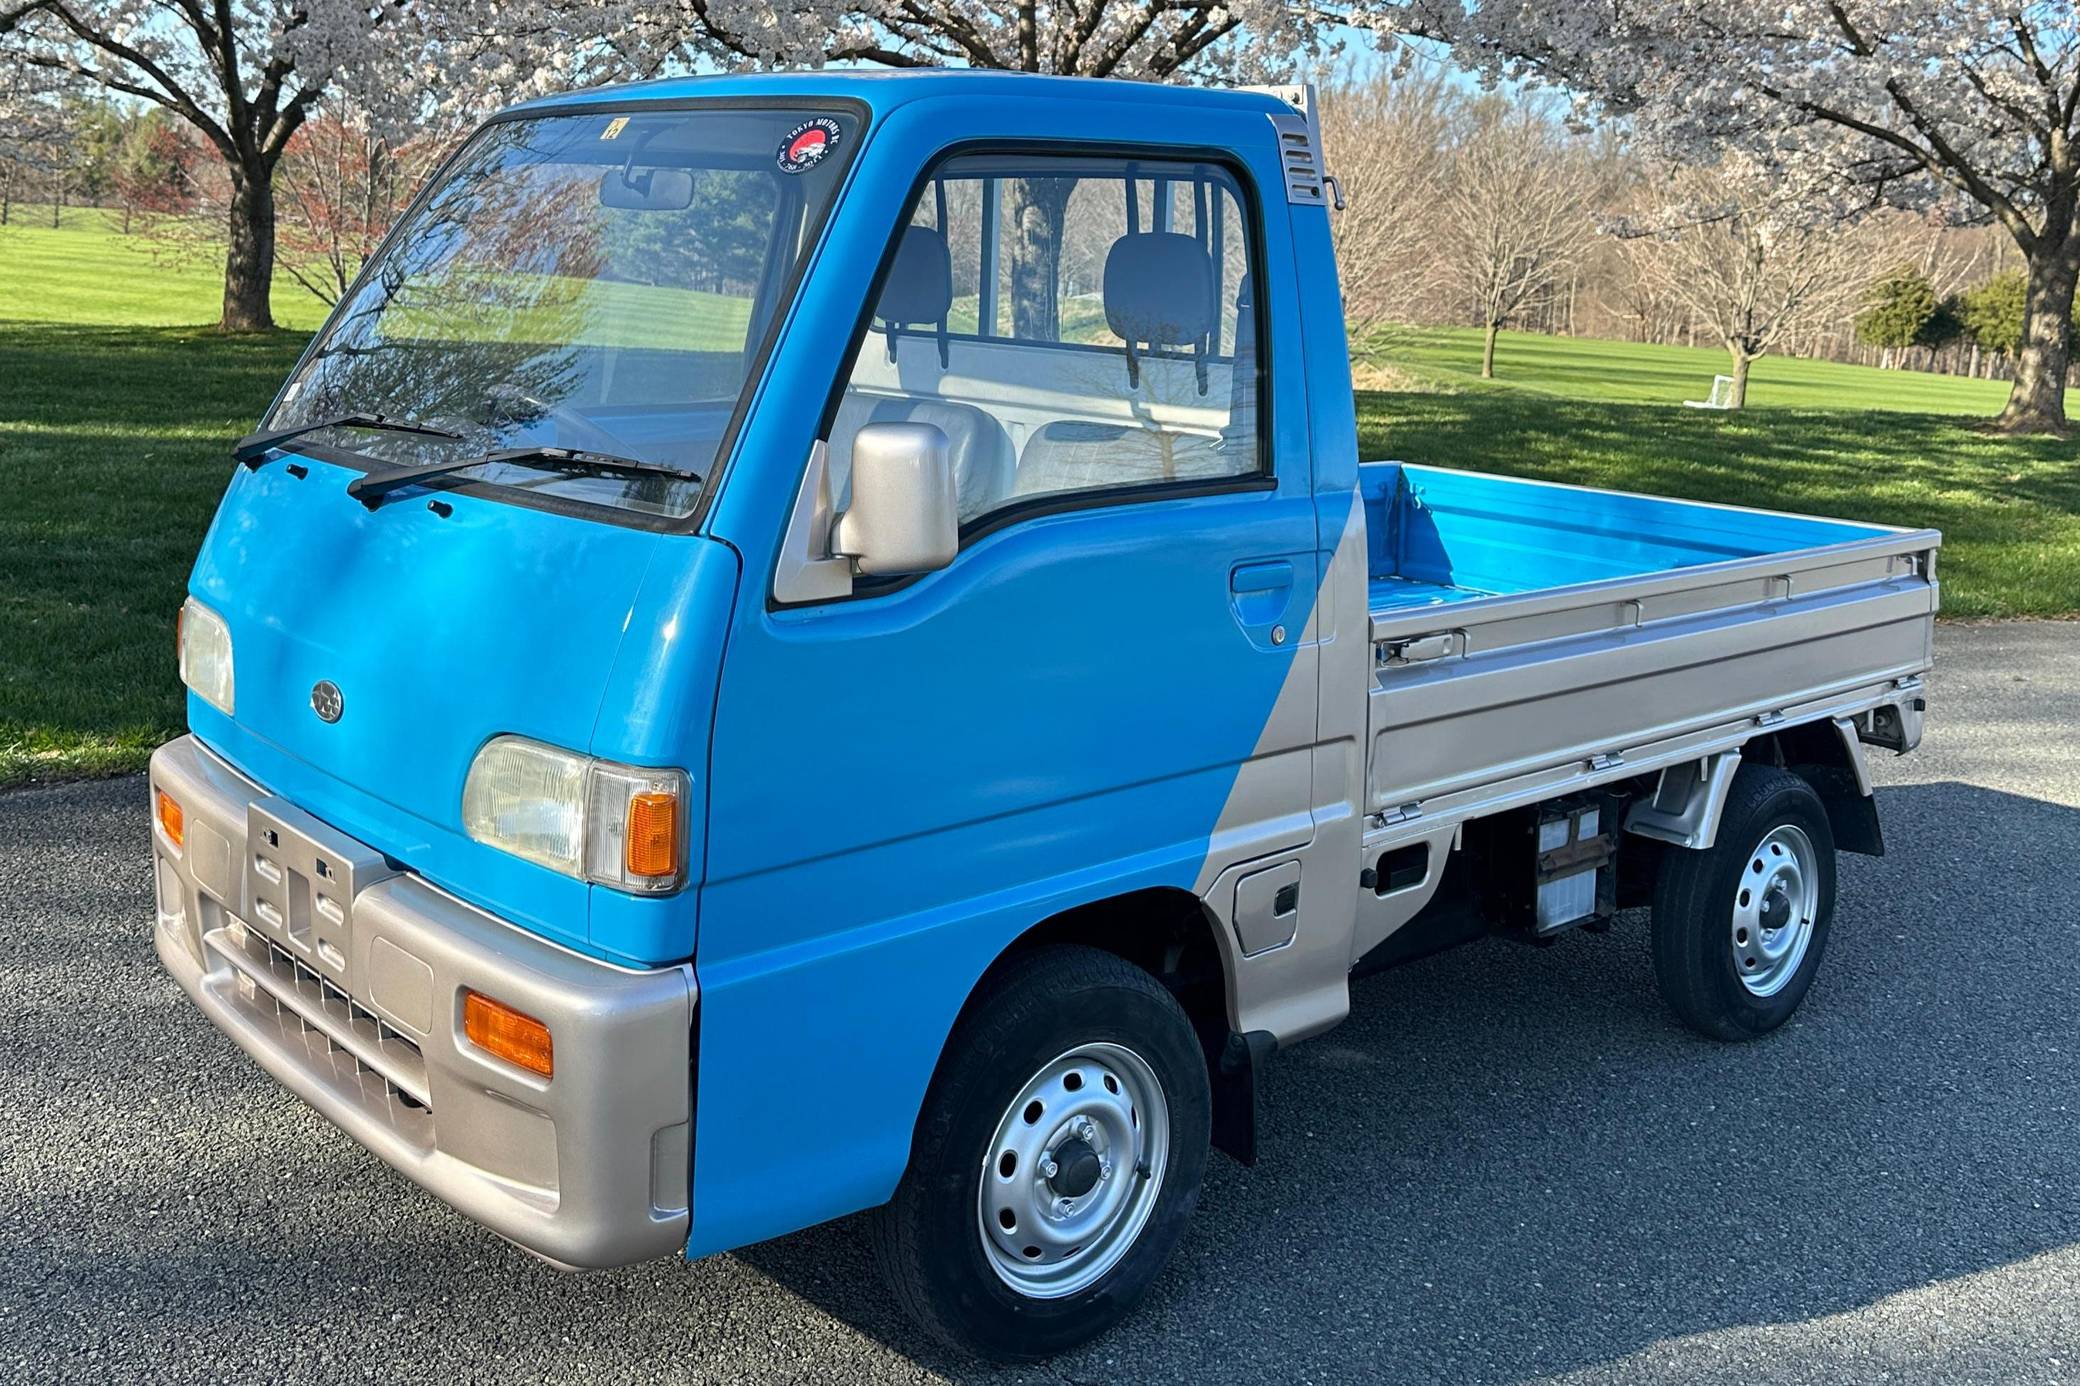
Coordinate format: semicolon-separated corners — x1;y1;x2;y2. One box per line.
870;945;1211;1361
1651;764;1838;1040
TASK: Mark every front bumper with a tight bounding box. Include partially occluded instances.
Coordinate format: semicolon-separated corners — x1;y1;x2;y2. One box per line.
148;735;694;1268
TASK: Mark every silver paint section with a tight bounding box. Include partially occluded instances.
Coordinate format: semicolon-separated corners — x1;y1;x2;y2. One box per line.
1197;469;1937;1047
1194;489;1368;1045
149;735;694;1270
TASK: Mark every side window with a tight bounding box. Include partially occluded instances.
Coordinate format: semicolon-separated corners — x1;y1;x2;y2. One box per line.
827;153;1264;530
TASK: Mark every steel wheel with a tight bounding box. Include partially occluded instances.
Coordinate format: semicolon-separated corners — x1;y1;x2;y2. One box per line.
977;1041;1170;1300
1730;823;1819;998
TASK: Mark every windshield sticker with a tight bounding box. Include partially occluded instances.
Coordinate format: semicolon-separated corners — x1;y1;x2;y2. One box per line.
777;118;842;174
600;116;630;141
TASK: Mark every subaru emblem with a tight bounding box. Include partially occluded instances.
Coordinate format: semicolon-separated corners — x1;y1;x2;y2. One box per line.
310;680;344;724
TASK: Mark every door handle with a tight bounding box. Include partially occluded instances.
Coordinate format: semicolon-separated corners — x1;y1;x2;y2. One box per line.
1230;560;1293;595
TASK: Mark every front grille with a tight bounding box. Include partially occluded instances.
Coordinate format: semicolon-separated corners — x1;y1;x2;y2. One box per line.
204;918;435;1149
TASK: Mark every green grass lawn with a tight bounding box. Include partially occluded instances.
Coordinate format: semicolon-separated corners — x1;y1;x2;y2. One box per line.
0;215;2074;786
1373;325;2015;415
1;206;332;330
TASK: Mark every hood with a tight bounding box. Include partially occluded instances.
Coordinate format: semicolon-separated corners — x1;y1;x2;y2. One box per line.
185;454;686;958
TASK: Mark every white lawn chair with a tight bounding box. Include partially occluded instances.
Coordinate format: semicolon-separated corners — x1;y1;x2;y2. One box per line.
1685;374;1735;409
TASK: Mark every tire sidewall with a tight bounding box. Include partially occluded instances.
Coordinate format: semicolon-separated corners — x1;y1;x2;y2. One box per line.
903;972;1211;1361
1704;779;1838;1034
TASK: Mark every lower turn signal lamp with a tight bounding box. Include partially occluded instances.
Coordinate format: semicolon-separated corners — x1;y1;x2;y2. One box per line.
156;790;185;849
462;990;553;1078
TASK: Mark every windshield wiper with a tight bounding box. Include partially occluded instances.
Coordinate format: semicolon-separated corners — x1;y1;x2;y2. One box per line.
235;412;464;469
345;446;702;510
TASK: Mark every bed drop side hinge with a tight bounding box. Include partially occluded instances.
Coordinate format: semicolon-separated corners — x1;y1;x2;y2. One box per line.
1378;632;1459;667
1370;801;1424;829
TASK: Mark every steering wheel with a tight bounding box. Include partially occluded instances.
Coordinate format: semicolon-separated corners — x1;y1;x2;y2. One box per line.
487;384;626;456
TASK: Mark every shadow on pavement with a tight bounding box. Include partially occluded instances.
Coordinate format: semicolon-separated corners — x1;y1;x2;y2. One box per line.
2;777;2074;1383
742;778;2080;1381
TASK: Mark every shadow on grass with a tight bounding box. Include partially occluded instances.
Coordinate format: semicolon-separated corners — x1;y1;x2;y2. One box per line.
0;323;309;784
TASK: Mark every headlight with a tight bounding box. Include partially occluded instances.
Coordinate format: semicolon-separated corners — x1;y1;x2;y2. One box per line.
177;597;234;715
462;735;687;893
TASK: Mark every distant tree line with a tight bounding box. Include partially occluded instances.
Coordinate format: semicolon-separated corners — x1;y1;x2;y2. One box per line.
1;55;2051;408
1317;67;2038;404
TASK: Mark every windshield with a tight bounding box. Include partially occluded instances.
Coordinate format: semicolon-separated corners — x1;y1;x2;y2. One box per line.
267;105;861;520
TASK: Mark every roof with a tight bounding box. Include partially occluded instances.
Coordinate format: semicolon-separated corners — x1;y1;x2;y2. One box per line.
503;68;1289;122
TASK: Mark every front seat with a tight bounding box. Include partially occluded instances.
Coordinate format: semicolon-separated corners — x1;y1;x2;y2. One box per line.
1013;231;1241;498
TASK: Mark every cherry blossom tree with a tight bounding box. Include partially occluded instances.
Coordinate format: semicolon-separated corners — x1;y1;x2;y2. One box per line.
1615;159;1879;409
614;0;1341;337
0;0;366;329
1358;2;2080;433
0;49;66;225
1443;97;1593;378
0;2;633;332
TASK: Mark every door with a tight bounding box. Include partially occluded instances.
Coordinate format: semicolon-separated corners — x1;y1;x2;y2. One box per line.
689;134;1321;1255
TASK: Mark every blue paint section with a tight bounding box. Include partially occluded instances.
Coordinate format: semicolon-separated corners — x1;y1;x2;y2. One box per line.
176;71;1356;1262
189;457;659;956
683;89;1324;1256
1362;461;1888;606
187;454;739;965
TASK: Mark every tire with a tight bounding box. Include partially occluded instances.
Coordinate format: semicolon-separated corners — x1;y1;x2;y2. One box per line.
1651;764;1838;1041
870;944;1212;1361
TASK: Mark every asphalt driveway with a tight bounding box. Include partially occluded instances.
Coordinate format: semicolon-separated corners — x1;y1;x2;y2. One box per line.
2;623;2076;1384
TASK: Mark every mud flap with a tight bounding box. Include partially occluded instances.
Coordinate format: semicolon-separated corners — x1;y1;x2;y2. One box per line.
1210;1029;1277;1166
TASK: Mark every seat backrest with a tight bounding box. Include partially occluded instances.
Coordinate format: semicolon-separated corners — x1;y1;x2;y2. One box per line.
875;224;953;364
1102;231;1216;393
828;392;1013;523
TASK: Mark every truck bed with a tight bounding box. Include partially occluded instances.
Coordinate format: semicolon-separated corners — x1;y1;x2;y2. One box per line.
1360;462;1939;842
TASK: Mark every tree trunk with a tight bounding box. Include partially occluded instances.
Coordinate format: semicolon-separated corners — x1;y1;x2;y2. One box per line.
1481;320;1499;378
1995;240;2080;434
1007;177;1073;341
1727;349;1753;410
221;163;278;334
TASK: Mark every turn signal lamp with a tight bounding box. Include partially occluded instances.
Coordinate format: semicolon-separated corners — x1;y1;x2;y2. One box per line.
156;790;185;849
462;990;554;1078
624;792;679;879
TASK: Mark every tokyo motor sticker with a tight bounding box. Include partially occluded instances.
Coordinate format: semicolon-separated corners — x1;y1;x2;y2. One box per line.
777;118;843;174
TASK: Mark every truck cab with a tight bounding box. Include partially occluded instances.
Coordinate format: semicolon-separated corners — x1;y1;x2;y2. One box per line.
148;72;1936;1360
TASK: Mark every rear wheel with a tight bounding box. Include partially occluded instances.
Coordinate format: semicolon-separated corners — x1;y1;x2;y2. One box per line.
870;945;1211;1361
1651;765;1837;1040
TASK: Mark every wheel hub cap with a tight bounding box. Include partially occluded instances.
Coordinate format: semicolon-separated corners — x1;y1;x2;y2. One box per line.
977;1042;1170;1299
1047;1137;1103;1198
1730;823;1820;998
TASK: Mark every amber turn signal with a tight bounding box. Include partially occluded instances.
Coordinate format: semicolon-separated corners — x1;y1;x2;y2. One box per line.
156;790;185;849
624;791;678;879
462;990;553;1077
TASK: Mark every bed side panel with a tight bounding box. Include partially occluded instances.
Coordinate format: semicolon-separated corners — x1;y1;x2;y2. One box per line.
1368;552;1938;814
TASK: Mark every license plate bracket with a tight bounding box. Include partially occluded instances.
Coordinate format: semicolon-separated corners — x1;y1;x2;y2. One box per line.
243;798;397;984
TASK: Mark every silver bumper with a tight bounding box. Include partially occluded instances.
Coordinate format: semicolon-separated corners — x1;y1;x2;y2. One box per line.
148;735;694;1269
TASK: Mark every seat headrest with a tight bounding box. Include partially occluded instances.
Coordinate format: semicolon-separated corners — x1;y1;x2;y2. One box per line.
1103;232;1215;347
876;225;953;326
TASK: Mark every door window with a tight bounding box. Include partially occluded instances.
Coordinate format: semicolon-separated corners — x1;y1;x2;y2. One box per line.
827;153;1265;529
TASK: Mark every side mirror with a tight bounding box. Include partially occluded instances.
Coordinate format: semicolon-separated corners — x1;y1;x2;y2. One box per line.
832;422;958;576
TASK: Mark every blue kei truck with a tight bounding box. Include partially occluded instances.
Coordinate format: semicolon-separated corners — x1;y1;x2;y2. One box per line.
148;72;1939;1359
